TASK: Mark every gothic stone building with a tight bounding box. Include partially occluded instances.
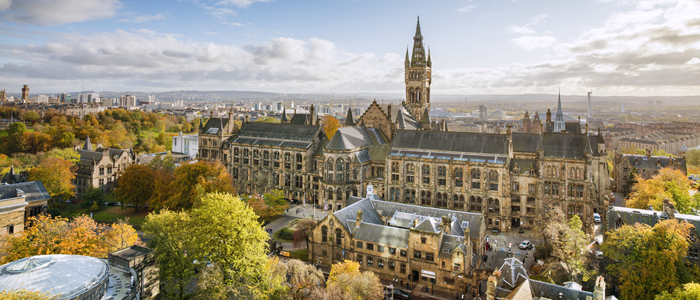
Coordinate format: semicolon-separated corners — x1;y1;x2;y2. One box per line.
198;18;611;232
612;149;687;192
308;188;485;293
74;136;135;197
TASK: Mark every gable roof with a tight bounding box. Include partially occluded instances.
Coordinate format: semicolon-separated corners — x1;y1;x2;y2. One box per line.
0;181;50;202
290;113;312;125
392;130;508;155
617;154;686;171
201;117;232;135
326;126;373;150
542;133;595;159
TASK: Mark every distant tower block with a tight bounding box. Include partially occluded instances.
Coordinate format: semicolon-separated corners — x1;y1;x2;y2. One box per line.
620;102;625;113
21;85;29;101
587;91;592;119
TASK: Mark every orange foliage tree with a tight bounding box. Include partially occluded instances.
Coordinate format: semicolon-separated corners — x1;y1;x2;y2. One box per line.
115;164;155;211
322;115;340;140
163;161;235;211
27;157;75;203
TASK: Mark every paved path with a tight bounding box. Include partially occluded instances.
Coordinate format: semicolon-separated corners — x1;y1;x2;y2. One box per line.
265;204;331;251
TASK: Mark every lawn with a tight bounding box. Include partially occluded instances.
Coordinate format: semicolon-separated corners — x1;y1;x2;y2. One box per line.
273;227;295;242
0;128;34;137
60;204;151;229
289;249;308;261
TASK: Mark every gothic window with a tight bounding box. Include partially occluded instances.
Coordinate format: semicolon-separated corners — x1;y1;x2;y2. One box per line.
336;188;343;201
454;167;463;188
405;189;416;203
405;163;415;183
552;183;560;196
616;218;624;229
453;194;465;210
471;169;481;189
544;182;551;195
234;147;239;156
263;150;269;159
327;188;333;201
322;226;328;243
422;165;430;184
274;151;280;160
336;228;343;245
284;174;291;187
421;191;432;206
337;159;345;183
243;148;249;157
576;185;584;198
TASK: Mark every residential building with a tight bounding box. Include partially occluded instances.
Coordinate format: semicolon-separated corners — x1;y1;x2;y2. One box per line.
119;95;137;107
612;149;687;192
74;136;135;197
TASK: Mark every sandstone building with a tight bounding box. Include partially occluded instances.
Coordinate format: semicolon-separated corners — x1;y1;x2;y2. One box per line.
612;149;687;192
0;181;51;239
74;136;135;197
199;18;611;232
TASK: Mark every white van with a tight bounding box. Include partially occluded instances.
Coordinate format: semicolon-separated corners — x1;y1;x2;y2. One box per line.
593;213;601;223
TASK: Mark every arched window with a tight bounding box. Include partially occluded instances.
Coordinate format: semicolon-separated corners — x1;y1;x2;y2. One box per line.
321;226;328;243
263;150;269;159
616;218;624;229
336;188;343;201
335;228;343;245
337;159;345;183
421;191;431;206
234;147;239;156
327;188;333;201
405;189;415;203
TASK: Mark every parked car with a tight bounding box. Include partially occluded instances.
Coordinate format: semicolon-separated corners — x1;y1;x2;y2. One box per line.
519;240;533;250
392;289;411;300
593;213;601;223
492;227;500;234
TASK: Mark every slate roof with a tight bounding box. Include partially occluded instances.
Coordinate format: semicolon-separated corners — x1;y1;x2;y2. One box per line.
326;126;373;150
351;222;410;249
438;235;469;259
368;145;391;162
512;133;541;153
617;154;686;171
607;206;700;236
201;117;232;135
290;113;313;125
542;133;598;159
371;200;482;240
238;122;320;141
565;122;582;134
1;166;27;184
499;258;529;290
333;198;383;233
529;279;593;300
392;131;508;155
0;181;50;202
376;104;421;130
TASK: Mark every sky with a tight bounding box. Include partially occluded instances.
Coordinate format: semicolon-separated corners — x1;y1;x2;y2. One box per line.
1;0;700;96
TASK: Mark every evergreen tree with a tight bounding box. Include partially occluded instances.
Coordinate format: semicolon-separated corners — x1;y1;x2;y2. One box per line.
621;167;638;198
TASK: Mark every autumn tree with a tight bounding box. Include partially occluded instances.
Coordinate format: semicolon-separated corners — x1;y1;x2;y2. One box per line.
23;111;40;123
106;218;142;252
27;157;75;203
655;283;700;300
326;260;383;300
7;122;26;135
620;167;638;198
164;161;234;210
293;219;317;249
626;168;698;213
270;258;325;300
115;164;155;211
1;214;141;263
687;149;700;167
80;186;104;210
0;290;56;300
602;219;699;300
322;115;340;140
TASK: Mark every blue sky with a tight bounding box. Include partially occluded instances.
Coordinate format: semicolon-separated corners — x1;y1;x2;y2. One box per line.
1;0;700;96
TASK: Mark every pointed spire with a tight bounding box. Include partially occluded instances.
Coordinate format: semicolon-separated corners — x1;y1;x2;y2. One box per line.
344;107;355;126
9;165;15;176
396;109;407;129
584;134;593;155
281;104;288;123
414;16;422;39
421;107;431;129
199;118;204;130
82;135;93;151
536;135;544;152
427;48;432;67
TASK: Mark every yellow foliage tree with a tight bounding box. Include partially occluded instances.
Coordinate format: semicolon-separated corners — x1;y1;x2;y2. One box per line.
322;115;340;140
0;290;56;300
106;218;142;252
328;260;361;285
626;168;696;213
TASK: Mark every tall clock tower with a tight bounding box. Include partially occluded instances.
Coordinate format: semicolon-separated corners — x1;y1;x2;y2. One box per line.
405;17;432;121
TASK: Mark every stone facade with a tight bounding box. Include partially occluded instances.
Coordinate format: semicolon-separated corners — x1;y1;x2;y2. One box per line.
74;136;135;197
613;149;687;192
308;190;485;293
0;181;51;238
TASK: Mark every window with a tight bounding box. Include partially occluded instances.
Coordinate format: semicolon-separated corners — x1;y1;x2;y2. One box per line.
99;179;104;186
389;247;396;255
107;166;112;174
422;165;430;184
99;167;104;175
367;256;373;267
421;237;427;244
378;259;384;269
444;277;455;285
512;205;520;212
356;241;363;248
552;183;559;196
357;254;363;264
400;250;407;257
414;250;422;259
322;226;328;243
322;250;327;256
453;194;465;210
454;263;461;271
454;167;463;188
426;252;434;262
406;163;415;183
420;191;431;206
512;182;519;191
490;183;498;191
528;184;536;193
389;261;396;271
511;196;520;203
377;245;384;253
8;225;14;234
336;228;342;245
400;263;407;274
366;243;374;251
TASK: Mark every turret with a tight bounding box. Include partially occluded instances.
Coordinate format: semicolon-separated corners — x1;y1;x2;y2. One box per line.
344;107;355;126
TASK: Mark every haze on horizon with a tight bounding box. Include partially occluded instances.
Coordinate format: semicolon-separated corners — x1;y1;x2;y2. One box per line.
1;0;700;98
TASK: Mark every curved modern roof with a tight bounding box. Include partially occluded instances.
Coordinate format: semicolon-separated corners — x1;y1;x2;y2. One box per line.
0;255;109;299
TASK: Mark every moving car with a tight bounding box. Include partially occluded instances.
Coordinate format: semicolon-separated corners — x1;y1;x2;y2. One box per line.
593;213;601;223
519;240;534;250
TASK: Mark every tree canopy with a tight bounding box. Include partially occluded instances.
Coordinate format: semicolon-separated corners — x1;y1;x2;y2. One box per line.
326;260;383;300
602;219;699;300
27;157;75;202
115;164;155;211
322;115;340;140
655;283;700;300
164;161;234;210
626;168;699;213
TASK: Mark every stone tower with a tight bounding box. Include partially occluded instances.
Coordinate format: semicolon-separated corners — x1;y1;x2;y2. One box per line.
21;85;29;101
405;16;431;121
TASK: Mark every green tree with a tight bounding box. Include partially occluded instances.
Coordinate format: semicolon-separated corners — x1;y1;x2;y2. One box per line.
538;208;595;285
46;148;80;164
602;219;699;300
143;210;194;300
255;116;281;123
621;167;638;198
626;168;696;213
23;111;40;123
80;186;104;210
54;131;75;148
7;122;26;135
686;149;700;167
656;283;700;300
115;164;154;211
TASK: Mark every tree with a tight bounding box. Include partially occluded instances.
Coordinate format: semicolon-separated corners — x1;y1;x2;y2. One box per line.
292;219;317;249
537;208;595;285
27;157;75;203
80;186;104;210
626;168;696;213
620;167;638;198
115;164;155;211
23;111;40;123
0;290;56;300
270;258;325;300
326;260;383;300
106;218;142;252
656;283;700;300
189;192;269;284
46;148;79;164
322;115;340;140
143;210;194;300
602;219;698;300
7;122;26;135
687;149;700;167
165;161;234;210
256;116;281;123
1;214;139;263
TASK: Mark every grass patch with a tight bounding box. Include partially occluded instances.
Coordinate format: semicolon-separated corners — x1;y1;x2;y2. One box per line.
289;249;308;261
59;204;150;229
273;227;294;242
259;214;282;225
0;128;34;137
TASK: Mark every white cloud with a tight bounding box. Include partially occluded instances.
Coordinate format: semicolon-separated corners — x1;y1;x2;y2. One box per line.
119;13;166;23
0;0;122;25
507;14;547;34
216;0;273;8
687;57;700;64
457;5;475;13
511;36;556;51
